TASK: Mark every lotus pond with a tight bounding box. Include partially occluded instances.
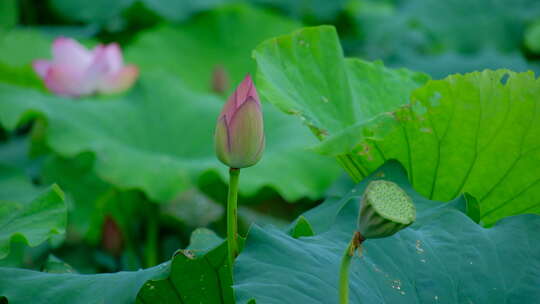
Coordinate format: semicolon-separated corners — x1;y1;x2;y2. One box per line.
1;1;540;303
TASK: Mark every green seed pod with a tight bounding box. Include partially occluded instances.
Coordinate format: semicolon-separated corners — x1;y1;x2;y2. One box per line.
357;180;416;239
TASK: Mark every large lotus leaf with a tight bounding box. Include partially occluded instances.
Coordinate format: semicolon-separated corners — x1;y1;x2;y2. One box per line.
0;258;170;304
127;4;300;94
48;0;347;26
140;0;230;23
49;0;134;24
0;165;39;203
525;20;540;54
234;161;540;303
0;72;339;202
40;154;112;240
250;0;347;21
0;28;53;88
0;0;17;28
0;228;232;304
49;0;231;24
49;0;350;26
0;138;41;178
394;49;531;80
253;26;429;139
0;139;133;249
394;0;540;53
41;154;150;246
0;29;52;67
254;25;540;225
136;231;233;304
348;0;540;77
0;165;66;259
317;70;540;226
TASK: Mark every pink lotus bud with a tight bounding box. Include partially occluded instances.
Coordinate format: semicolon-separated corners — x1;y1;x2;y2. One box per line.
101;215;124;257
32;37;138;97
211;64;230;95
215;74;265;169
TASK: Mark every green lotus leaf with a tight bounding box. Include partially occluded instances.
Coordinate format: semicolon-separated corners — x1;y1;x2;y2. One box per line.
136;230;233;304
0;165;66;259
127;4;300;94
325;70;540;226
525;20;540;54
41;154;149;244
234;161;540;303
347;0;540;77
0;71;339;202
253;25;540;225
0;229;232;304
49;0;235;24
0;254;170;304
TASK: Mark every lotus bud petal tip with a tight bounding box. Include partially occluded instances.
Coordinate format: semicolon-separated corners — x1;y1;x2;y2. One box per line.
357;180;416;239
215;74;265;169
33;37;138;97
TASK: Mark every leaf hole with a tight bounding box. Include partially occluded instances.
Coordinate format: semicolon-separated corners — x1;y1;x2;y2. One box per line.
0;296;8;304
500;73;510;85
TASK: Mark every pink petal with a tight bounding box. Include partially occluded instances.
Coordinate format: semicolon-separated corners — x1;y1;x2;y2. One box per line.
91;43;123;73
82;45;112;90
83;43;126;88
221;74;260;125
52;37;93;66
97;65;139;94
102;43;124;72
91;44;105;54
32;60;52;78
233;74;260;106
214;115;232;165
44;64;90;97
227;98;264;168
38;38;134;97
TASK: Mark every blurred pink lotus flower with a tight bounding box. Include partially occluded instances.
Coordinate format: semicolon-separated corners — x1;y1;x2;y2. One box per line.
215;74;265;168
33;37;138;97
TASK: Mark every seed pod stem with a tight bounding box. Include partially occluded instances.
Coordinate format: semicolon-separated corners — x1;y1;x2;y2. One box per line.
338;180;415;304
339;231;365;304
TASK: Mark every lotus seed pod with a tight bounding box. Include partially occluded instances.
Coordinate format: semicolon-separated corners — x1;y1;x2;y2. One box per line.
357;180;416;239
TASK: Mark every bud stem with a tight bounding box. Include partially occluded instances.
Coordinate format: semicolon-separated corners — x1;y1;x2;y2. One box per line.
339;231;364;304
227;167;241;272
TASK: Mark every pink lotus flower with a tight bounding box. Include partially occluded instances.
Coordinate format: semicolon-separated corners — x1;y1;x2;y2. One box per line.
33;37;138;97
215;74;265;169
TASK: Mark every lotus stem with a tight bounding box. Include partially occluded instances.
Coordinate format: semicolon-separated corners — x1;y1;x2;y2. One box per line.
227;167;241;269
339;232;364;304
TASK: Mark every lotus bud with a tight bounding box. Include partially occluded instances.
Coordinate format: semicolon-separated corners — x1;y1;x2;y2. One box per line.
357;180;416;239
33;37;138;97
214;74;264;168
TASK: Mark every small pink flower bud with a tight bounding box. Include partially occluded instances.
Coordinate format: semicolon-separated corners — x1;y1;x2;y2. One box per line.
102;216;124;257
211;64;230;95
32;37;138;97
215;74;265;168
